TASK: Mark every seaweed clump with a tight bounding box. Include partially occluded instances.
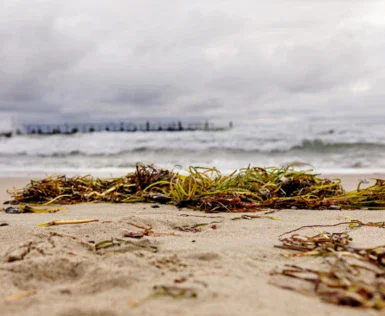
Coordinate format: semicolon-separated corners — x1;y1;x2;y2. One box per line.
6;163;385;212
9;164;174;205
272;220;385;309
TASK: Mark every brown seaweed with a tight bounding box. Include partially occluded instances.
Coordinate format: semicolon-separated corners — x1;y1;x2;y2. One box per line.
272;219;385;309
6;163;385;212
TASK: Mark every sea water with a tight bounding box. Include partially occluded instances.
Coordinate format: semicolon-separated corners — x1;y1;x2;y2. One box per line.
0;114;385;177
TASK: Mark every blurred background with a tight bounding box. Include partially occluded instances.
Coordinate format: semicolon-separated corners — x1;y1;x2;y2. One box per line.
1;0;385;176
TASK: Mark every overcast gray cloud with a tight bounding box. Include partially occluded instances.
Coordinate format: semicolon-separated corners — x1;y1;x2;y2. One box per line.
0;0;384;122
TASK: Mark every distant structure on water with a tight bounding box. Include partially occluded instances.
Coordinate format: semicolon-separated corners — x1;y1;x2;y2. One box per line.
1;120;233;137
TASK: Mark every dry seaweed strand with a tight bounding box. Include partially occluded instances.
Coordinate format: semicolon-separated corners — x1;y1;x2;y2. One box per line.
173;220;223;233
94;238;158;252
276;219;385;258
6;163;385;212
4;290;38;302
272;219;385;309
38;219;99;227
127;285;198;308
231;214;282;221
2;205;65;214
272;257;385;309
121;221;180;238
151;285;198;298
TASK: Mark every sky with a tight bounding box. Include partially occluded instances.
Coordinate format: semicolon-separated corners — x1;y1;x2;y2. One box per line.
1;0;385;123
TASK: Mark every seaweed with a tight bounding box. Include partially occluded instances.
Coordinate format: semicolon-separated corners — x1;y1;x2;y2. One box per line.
94;238;158;252
121;222;180;238
151;285;198;299
127;285;198;308
272;257;385;309
231;214;282;221
38;219;99;227
173;221;222;233
3;205;65;214
6;163;385;212
4;290;38;302
272;219;385;309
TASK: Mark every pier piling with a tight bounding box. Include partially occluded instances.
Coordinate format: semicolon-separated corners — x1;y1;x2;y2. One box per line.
9;120;232;137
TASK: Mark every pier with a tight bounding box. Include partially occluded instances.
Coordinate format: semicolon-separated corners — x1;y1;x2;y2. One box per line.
3;121;233;136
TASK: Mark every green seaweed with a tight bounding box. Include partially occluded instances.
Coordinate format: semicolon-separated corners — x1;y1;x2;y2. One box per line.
6;163;385;212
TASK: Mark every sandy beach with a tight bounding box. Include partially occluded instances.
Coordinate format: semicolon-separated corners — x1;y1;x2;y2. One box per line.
0;174;384;316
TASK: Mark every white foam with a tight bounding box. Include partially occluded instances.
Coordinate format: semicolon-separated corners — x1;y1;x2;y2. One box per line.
1;116;385;175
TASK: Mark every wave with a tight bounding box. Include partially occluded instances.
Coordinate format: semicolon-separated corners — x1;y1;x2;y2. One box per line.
0;139;385;158
291;140;385;152
1;116;385;174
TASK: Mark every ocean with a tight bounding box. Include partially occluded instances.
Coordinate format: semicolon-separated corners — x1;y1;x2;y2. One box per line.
1;114;385;177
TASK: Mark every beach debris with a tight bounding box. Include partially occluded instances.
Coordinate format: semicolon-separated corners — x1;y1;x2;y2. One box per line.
4;206;22;214
151;254;187;271
94;237;158;253
4;290;38;302
174;221;223;233
8;162;385;212
121;221;180;238
0;222;9;227
123;222;153;238
272;257;385;309
24;205;65;213
151;285;198;299
275;218;385;259
231;214;282;221
174;276;188;284
179;214;225;219
276;231;351;257
152;195;172;204
3;205;64;214
95;238;124;250
127;284;197;308
38;219;99;227
123;231;148;239
199;197;261;213
272;219;385;309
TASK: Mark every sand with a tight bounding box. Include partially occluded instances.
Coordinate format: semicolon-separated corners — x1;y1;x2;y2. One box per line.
0;174;384;316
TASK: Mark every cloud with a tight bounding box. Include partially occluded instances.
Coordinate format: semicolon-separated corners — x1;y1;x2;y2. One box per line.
0;0;384;121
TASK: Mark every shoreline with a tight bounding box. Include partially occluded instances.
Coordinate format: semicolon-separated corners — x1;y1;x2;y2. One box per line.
1;167;385;179
0;174;384;315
